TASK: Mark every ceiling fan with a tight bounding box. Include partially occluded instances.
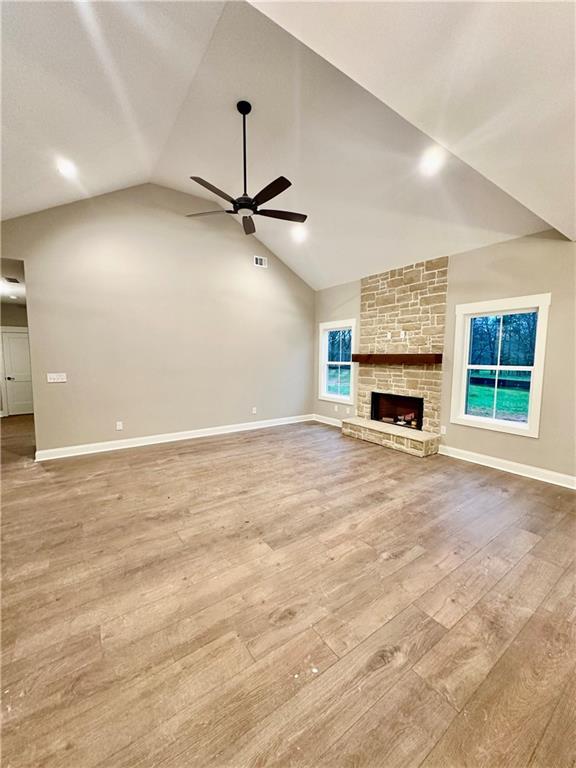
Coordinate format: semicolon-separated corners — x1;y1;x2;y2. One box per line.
186;100;307;235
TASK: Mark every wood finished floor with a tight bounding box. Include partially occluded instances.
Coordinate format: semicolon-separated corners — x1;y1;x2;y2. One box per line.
1;415;575;768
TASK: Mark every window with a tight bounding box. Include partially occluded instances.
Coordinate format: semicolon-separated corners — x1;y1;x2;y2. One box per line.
319;320;355;403
450;294;550;437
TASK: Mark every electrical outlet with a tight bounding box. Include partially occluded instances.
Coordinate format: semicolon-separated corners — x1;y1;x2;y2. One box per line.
346;407;351;415
251;407;257;415
115;421;123;431
400;330;406;340
334;405;339;412
440;425;446;435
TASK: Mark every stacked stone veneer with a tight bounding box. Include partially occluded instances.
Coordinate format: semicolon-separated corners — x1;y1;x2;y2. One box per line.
343;256;448;455
341;420;440;457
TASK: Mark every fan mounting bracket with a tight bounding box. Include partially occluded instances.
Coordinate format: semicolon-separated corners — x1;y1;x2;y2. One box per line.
236;100;252;116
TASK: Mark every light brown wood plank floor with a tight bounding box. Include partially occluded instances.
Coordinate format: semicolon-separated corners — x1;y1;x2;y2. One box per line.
1;415;575;768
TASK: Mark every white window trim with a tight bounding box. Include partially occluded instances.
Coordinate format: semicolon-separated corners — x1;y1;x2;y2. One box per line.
450;293;551;438
318;319;356;405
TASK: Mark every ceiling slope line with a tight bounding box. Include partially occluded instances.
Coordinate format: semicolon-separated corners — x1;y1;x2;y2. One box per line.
149;1;227;181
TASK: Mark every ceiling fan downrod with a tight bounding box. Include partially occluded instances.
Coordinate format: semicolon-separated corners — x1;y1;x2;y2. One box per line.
237;100;252;197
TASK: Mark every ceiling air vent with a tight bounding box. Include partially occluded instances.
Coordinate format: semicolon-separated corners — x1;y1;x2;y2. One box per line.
4;277;20;284
253;255;268;269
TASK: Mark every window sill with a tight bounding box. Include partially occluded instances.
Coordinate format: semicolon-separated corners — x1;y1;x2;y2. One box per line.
318;394;354;406
450;414;539;438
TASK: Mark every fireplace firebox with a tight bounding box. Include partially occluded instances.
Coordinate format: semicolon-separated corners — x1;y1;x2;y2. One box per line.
371;392;424;431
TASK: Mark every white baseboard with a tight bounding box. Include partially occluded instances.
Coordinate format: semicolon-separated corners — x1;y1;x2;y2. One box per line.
35;414;317;462
439;445;576;490
312;414;342;427
33;421;575;490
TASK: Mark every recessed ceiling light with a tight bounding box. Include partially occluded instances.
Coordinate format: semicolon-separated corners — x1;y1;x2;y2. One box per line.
56;156;78;179
291;224;308;243
419;145;447;176
9;295;17;300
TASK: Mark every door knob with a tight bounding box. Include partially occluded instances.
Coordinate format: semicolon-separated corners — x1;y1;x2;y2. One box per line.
6;376;14;381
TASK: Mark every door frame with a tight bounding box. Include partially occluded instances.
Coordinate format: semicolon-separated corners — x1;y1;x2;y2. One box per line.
0;326;30;417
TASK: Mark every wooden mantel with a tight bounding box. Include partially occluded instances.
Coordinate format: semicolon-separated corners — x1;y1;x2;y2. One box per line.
352;353;443;365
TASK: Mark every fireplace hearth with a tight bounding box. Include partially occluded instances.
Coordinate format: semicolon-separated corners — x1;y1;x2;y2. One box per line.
371;392;424;431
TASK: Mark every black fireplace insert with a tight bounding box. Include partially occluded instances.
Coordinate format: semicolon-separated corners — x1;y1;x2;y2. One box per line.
371;392;424;430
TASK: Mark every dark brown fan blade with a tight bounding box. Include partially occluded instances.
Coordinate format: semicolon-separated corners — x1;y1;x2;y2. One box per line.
243;216;255;235
256;209;307;223
186;210;234;218
252;176;291;207
190;177;235;204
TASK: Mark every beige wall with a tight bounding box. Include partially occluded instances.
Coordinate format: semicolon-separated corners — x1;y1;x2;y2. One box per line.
441;231;576;476
1;184;315;450
1;302;28;327
313;280;361;421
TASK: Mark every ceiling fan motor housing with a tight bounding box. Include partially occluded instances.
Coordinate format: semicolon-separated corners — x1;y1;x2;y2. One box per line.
235;195;255;216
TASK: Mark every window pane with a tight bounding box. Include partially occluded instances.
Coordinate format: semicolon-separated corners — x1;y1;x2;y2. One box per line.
499;312;537;366
465;368;496;417
469;315;500;365
495;371;531;422
327;364;340;394
326;364;351;398
338;365;351;397
340;329;352;362
327;330;342;362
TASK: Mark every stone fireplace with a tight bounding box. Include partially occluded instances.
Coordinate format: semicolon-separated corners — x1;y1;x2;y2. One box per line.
342;257;448;457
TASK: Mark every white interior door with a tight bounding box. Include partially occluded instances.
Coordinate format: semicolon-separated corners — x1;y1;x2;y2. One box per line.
3;331;33;415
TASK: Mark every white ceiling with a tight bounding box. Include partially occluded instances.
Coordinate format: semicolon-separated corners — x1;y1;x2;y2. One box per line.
252;0;576;241
2;1;565;289
1;1;224;219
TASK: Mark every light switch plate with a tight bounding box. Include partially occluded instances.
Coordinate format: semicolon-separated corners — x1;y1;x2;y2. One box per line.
47;372;67;383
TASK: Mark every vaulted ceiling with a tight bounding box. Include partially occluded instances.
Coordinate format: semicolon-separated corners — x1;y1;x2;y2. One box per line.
2;1;572;289
253;1;576;243
2;1;225;215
